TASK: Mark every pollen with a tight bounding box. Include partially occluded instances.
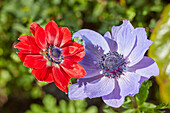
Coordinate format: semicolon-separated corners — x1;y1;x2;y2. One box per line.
99;51;126;78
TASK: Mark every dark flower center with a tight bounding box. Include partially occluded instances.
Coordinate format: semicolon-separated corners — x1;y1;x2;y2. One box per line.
51;48;62;58
46;45;63;64
99;51;126;78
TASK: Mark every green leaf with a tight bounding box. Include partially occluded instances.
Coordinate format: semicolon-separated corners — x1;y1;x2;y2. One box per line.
138;102;167;113
43;94;57;110
37;81;49;87
10;52;21;63
30;104;45;113
0;69;12;86
75;99;87;113
126;6;136;20
122;109;136;113
122;96;132;109
68;100;76;113
31;87;42;98
136;80;152;105
85;106;98;113
25;95;98;113
73;36;79;42
155;104;170;109
103;108;117;113
25;110;34;113
148;4;170;104
141;102;156;109
59;100;67;113
72;36;85;45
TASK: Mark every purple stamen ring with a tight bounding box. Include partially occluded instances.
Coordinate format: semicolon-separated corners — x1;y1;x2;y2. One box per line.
99;51;126;78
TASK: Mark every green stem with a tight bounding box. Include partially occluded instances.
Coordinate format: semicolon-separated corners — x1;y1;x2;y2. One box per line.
129;96;138;109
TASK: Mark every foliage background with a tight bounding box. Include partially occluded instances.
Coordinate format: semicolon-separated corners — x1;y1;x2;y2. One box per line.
0;0;170;112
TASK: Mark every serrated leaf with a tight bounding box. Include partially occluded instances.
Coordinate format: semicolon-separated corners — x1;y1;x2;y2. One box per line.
155;104;170;109
136;80;152;105
122;96;132;109
141;102;156;109
148;4;170;104
153;110;165;113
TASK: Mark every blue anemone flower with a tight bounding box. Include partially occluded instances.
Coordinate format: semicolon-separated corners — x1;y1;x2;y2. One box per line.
68;20;159;108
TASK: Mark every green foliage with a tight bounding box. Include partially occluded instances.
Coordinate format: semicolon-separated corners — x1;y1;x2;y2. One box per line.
148;4;170;104
26;94;98;113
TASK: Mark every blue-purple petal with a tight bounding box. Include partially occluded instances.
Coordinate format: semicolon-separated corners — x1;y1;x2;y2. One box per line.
79;49;101;78
73;29;110;57
138;76;148;85
111;20;134;40
104;31;112;39
102;80;124;108
128;56;159;78
111;26;121;40
115;21;136;57
127;28;153;66
68;82;87;100
129;76;149;96
85;76;115;98
103;35;118;52
117;72;140;97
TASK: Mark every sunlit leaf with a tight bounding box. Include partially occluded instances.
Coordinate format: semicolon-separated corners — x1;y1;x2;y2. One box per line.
148;4;170;104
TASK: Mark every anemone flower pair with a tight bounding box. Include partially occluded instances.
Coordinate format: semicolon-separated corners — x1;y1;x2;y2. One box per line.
14;20;86;93
69;20;159;107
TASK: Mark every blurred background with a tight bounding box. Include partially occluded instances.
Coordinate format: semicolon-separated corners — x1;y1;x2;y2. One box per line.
0;0;170;113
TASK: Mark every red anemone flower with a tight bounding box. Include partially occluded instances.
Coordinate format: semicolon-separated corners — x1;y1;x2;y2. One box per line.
14;20;86;93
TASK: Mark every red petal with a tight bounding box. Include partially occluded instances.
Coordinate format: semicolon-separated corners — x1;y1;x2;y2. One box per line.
29;22;40;36
15;35;40;54
62;46;80;56
52;66;71;93
60;60;86;78
23;55;47;69
18;35;36;45
58;27;71;48
64;51;85;62
17;52;27;62
62;42;84;56
64;42;84;49
32;65;53;83
45;20;60;45
62;42;85;62
35;27;47;50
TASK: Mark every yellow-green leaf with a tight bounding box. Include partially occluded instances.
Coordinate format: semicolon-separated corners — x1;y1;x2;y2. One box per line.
148;4;170;104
